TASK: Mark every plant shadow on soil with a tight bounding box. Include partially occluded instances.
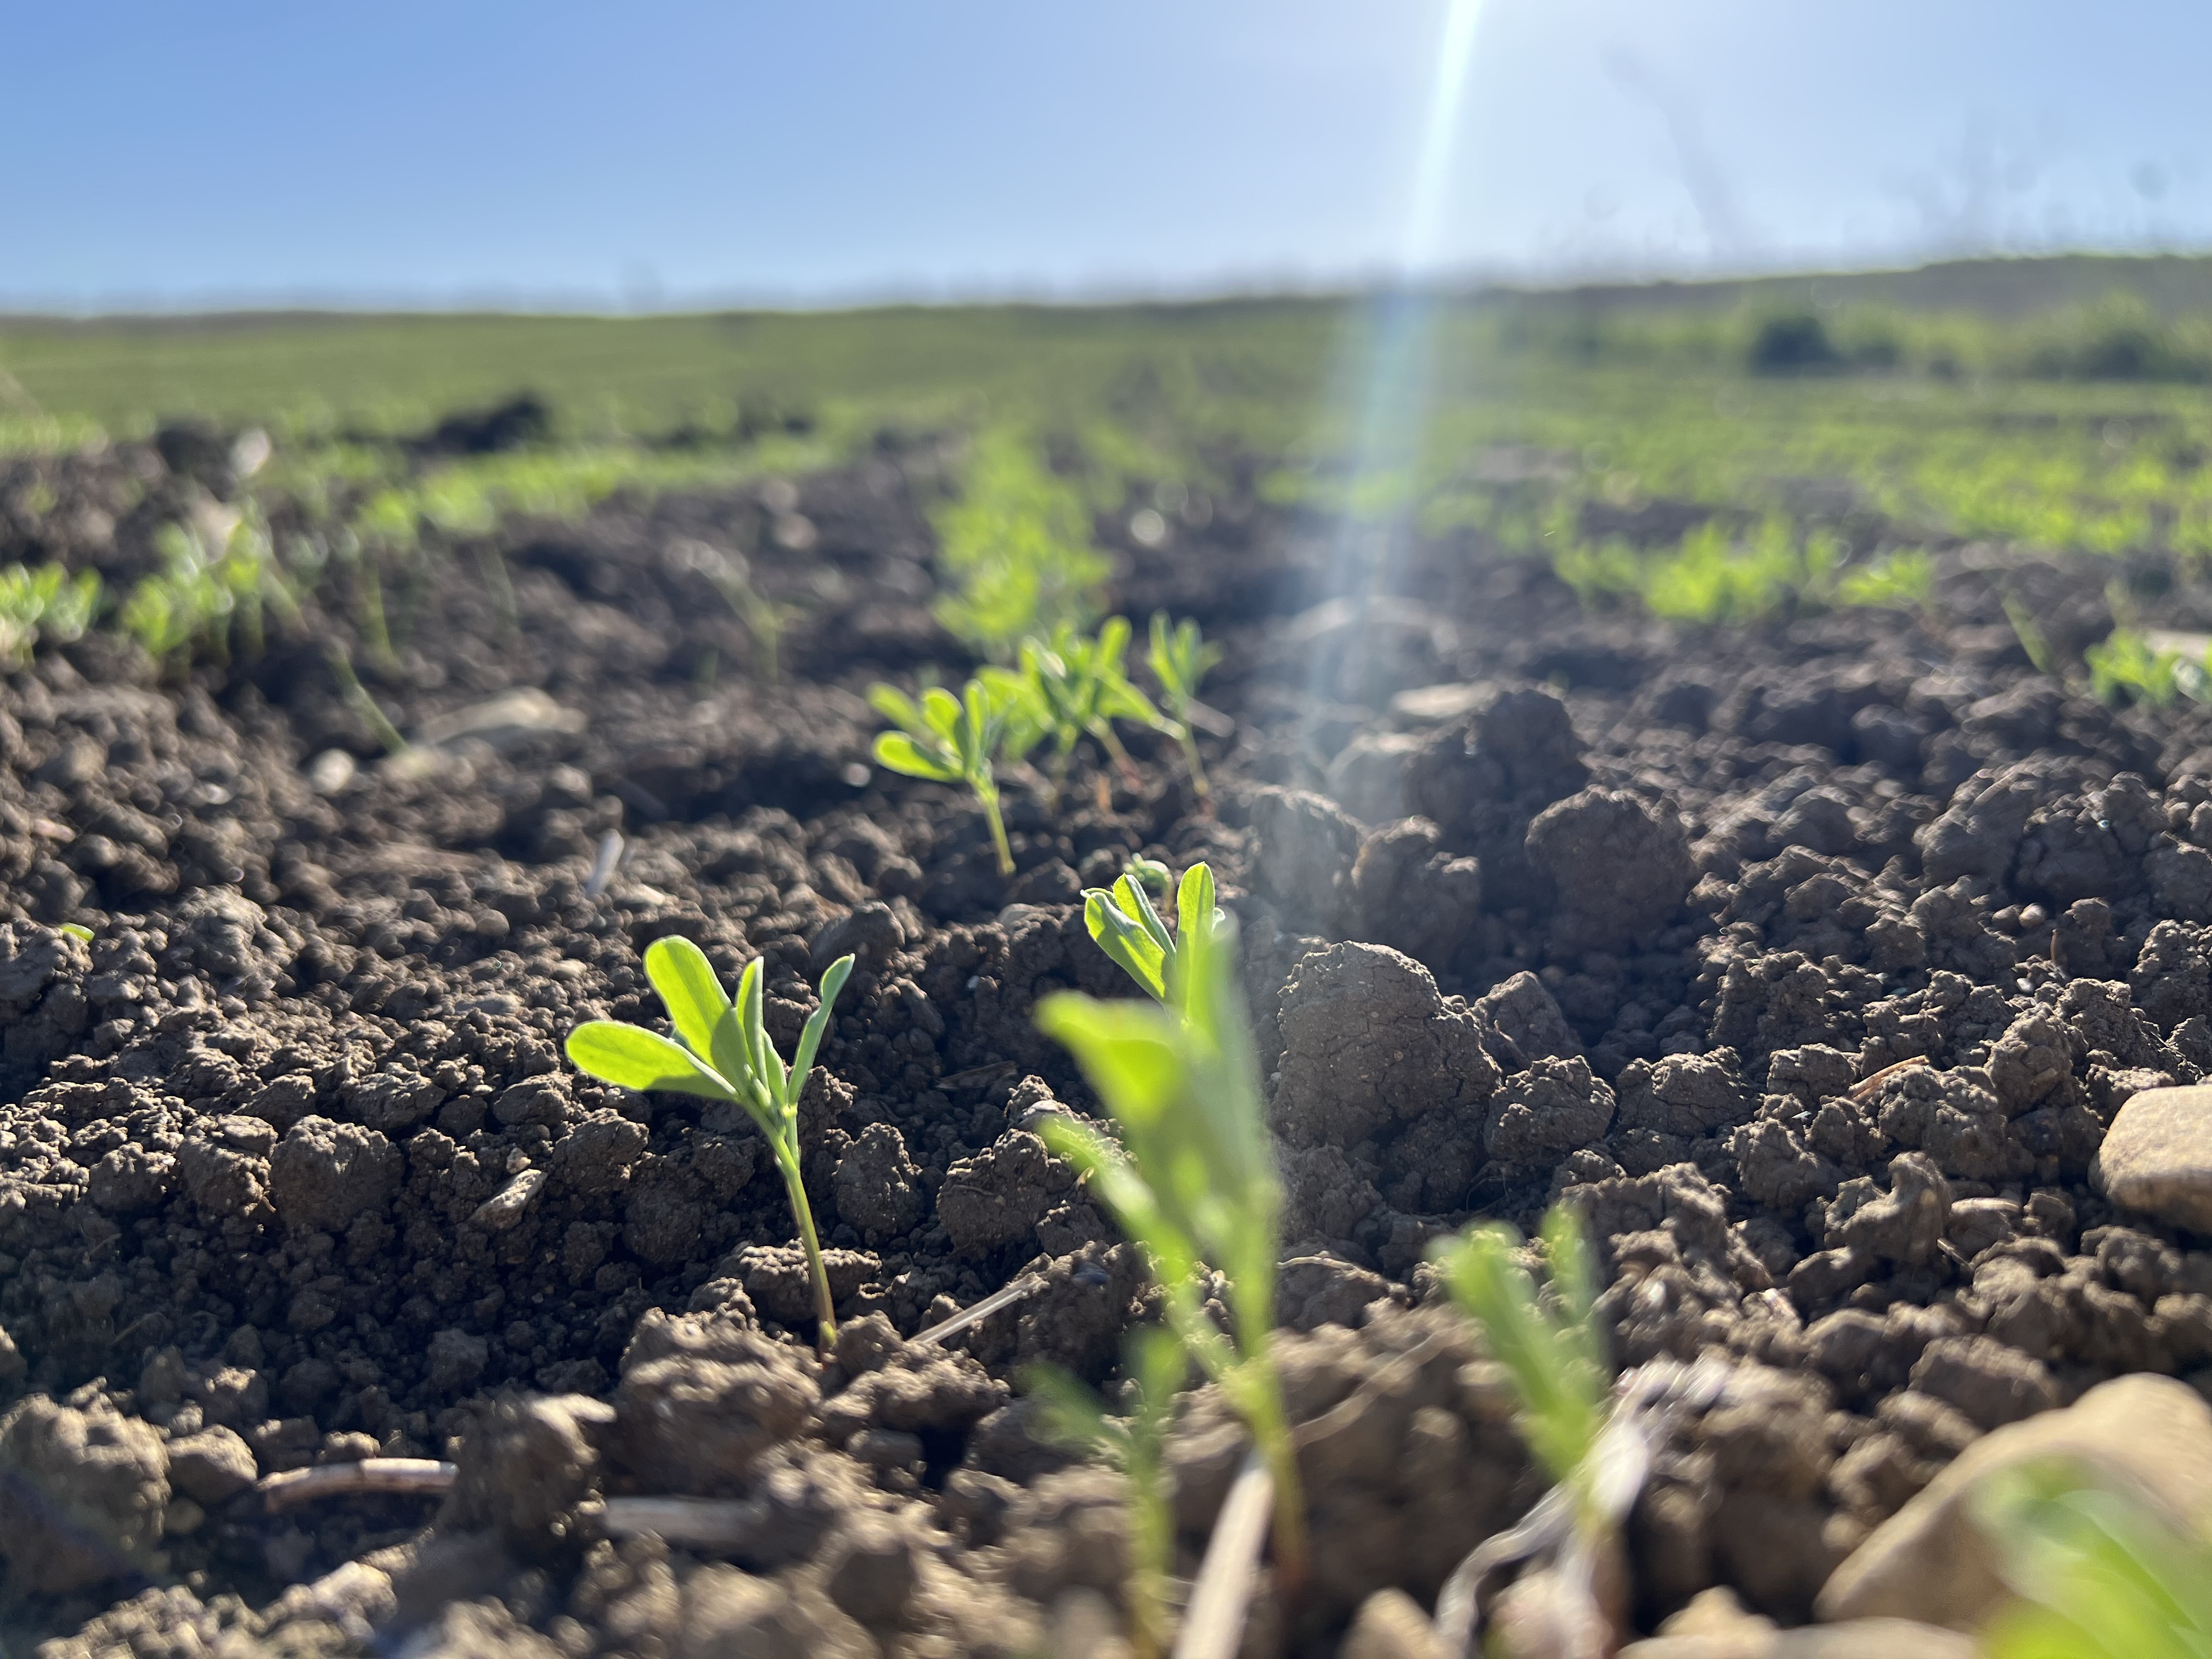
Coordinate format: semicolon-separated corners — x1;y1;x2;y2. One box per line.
7;429;2212;1655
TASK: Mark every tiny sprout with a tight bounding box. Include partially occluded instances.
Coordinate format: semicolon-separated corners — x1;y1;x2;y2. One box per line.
567;938;854;1346
1429;1204;1622;1656
1431;1205;1607;1496
1147;613;1224;798
1025;1327;1186;1659
1082;861;1220;1013
0;563;101;669
1036;873;1305;1588
868;677;1033;877
992;619;1164;800
1125;856;1172;893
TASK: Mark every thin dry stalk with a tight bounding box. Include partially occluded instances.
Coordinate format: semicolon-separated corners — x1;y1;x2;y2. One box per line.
257;1458;456;1511
584;830;625;898
1850;1056;1932;1101
1172;1448;1272;1659
911;1272;1046;1348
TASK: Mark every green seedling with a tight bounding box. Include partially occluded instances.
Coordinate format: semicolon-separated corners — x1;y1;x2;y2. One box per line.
713;551;792;684
1430;1205;1620;1655
2003;594;2057;676
324;642;408;757
992;618;1164;800
1082;860;1220;1015
0;562;100;668
1147;613;1224;797
1976;1462;2212;1659
2086;628;2187;708
1026;1327;1187;1659
673;538;789;681
567;938;854;1345
1125;856;1173;893
1432;1206;1607;1498
123;514;297;669
1034;878;1305;1589
869;677;1035;877
1834;548;1936;615
932;425;1111;661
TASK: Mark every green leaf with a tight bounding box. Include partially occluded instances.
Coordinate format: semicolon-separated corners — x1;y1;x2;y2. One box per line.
566;1021;736;1102
872;731;960;781
735;958;770;1092
644;936;732;1061
920;685;963;738
788;953;854;1109
1034;993;1183;1127
1083;886;1168;1001
1978;1468;2212;1659
719;966;785;1111
867;682;927;732
1175;862;1217;942
961;679;992;772
709;1004;752;1105
1115;873;1174;952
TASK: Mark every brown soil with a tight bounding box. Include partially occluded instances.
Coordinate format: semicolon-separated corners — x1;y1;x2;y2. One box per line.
4;428;2212;1656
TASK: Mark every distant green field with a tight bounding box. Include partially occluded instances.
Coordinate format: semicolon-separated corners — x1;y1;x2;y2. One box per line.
0;302;1350;445
4;252;2212;444
7;255;2212;695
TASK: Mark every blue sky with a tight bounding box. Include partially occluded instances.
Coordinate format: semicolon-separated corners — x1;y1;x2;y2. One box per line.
5;1;2207;310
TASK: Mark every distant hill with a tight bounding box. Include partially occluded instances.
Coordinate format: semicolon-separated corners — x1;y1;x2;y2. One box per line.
1489;252;2212;319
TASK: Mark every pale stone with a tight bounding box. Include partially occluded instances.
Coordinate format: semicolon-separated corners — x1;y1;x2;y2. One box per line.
1622;1620;1977;1659
1341;1588;1448;1659
1816;1373;2212;1629
2091;1084;2212;1233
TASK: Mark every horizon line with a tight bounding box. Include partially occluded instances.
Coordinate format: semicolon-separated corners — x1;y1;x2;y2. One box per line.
7;246;2212;326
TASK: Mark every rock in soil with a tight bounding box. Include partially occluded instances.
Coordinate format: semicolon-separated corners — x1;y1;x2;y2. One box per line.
2092;1082;2212;1233
1817;1372;2212;1629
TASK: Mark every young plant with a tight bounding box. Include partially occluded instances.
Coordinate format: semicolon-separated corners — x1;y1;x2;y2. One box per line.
1976;1462;2212;1659
1147;612;1224;797
670;537;789;681
567;938;855;1345
712;549;792;685
868;677;1036;877
1834;548;1936;616
1033;878;1306;1589
0;562;100;668
932;425;1111;661
1082;860;1220;1017
2085;628;2186;708
1026;1327;1188;1659
123;513;297;669
1429;1206;1622;1658
994;618;1164;800
2003;593;2058;676
1433;1207;1607;1499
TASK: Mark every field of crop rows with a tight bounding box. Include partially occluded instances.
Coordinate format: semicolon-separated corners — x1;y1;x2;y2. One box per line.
4;274;2212;1656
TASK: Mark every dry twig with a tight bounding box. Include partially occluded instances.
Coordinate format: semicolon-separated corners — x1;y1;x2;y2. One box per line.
1850;1055;1932;1101
257;1458;456;1511
911;1272;1046;1348
1172;1448;1272;1659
